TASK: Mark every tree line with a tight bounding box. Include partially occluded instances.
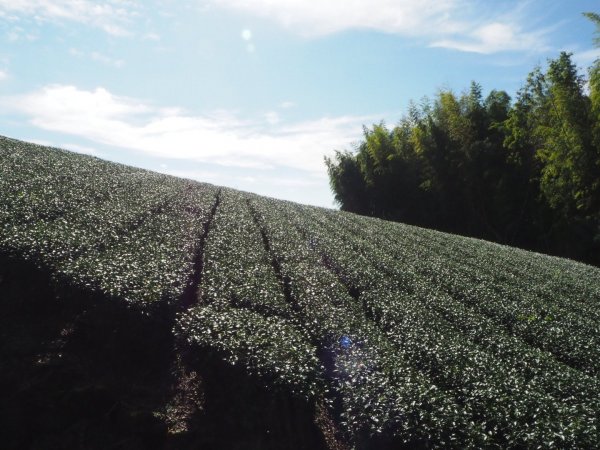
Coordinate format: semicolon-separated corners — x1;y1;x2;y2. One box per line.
326;13;600;266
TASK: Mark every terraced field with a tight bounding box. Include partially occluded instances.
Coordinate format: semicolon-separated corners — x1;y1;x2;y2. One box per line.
1;136;599;449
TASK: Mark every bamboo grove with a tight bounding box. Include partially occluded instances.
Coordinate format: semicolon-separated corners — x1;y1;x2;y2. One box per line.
326;14;600;266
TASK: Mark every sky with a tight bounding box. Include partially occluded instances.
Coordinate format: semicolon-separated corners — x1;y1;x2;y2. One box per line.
0;1;599;208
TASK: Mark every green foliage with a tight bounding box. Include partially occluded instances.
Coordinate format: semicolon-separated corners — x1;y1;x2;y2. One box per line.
178;185;600;447
325;151;369;215
584;12;600;48
177;305;321;395
0;137;219;305
327;48;600;265
534;52;594;215
3;137;600;448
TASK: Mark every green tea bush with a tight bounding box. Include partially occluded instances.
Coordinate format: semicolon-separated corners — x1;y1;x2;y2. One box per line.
3;136;599;448
0;137;218;305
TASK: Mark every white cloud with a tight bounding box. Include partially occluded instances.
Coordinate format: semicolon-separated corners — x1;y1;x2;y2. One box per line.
26;139;97;156
90;51;125;68
264;111;280;125
143;32;161;41
431;22;549;54
7;30;19;42
280;101;295;109
0;70;7;81
162;169;222;184
29;138;52;147
70;47;124;67
161;168;328;206
0;0;138;36
2;84;370;177
573;48;600;68
207;0;549;54
211;0;457;37
69;47;84;57
5;26;36;42
61;142;99;155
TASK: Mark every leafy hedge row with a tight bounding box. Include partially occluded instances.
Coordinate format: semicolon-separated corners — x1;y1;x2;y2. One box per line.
323;208;600;376
282;202;600;448
0;137;218;305
221;195;476;446
3;137;599;448
176;190;320;394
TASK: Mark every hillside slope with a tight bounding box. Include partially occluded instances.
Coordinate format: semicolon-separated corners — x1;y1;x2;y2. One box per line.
1;136;599;449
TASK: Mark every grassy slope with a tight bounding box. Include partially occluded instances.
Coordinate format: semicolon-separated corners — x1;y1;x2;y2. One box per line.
1;136;599;449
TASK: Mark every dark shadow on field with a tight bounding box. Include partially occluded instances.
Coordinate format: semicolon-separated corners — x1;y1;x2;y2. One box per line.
0;254;331;450
169;349;331;450
0;255;173;450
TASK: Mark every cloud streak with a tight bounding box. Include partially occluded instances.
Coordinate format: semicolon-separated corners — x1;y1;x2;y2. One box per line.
211;0;457;37
0;0;138;36
70;48;125;68
207;0;549;54
573;48;600;68
431;22;550;54
1;84;370;177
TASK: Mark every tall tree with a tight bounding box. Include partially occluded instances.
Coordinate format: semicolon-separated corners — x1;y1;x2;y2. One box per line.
584;12;600;194
534;53;595;217
325;150;369;215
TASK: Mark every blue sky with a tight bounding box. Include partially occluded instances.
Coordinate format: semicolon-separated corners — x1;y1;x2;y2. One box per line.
0;0;599;207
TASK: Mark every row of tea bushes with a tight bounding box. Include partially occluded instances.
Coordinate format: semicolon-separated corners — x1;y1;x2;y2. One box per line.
274;201;600;448
3;136;599;448
0;137;218;305
176;190;320;395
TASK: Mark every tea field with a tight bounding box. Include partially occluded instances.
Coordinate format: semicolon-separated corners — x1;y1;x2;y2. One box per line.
1;136;599;449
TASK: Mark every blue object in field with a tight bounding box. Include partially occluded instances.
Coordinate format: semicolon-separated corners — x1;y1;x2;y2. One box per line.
340;335;352;349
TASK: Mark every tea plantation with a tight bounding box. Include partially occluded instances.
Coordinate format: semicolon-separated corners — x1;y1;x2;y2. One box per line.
1;136;599;449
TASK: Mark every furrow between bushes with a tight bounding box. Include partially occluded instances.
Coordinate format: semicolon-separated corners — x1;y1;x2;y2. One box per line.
179;189;222;310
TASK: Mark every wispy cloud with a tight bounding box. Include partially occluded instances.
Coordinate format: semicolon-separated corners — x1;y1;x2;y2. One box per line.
207;0;550;54
572;48;600;68
162;168;328;206
0;0;138;36
90;51;125;68
61;142;99;156
264;111;280;125
210;0;457;37
69;48;125;68
142;32;161;41
431;22;550;54
1;84;370;176
5;25;38;42
0;69;7;81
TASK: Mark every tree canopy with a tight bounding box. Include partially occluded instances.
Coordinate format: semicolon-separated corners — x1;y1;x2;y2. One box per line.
327;18;600;265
